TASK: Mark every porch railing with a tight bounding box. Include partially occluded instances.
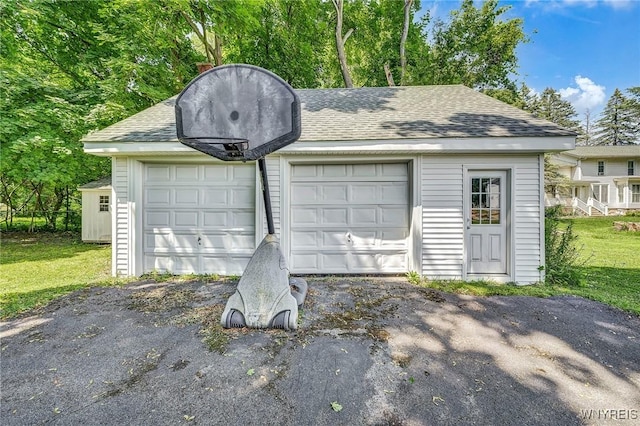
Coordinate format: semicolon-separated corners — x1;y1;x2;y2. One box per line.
571;197;609;216
572;197;590;215
590;198;609;216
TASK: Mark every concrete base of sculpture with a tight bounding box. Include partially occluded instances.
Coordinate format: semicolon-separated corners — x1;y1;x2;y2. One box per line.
221;234;301;330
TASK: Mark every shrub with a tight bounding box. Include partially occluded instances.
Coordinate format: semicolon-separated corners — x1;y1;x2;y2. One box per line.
544;206;582;286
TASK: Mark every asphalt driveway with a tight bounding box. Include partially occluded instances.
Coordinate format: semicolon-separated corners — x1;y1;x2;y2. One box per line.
1;278;639;425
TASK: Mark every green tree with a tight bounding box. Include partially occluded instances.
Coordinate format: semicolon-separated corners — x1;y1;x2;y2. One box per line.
593;88;637;145
427;0;526;90
0;0;201;229
225;0;327;88
530;88;581;133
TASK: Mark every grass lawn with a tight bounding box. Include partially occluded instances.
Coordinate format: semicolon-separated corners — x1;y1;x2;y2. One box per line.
0;232;115;318
420;216;640;315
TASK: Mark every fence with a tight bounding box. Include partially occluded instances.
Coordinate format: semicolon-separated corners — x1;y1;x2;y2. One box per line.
0;209;82;232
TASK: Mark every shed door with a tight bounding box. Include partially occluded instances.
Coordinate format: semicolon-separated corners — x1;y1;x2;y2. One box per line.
290;163;409;273
143;163;255;275
467;171;508;275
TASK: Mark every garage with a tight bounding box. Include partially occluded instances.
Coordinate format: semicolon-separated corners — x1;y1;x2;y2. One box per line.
143;163;255;275
289;163;409;273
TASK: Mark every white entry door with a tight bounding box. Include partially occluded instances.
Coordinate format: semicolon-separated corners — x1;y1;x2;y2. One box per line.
467;171;508;275
289;163;409;273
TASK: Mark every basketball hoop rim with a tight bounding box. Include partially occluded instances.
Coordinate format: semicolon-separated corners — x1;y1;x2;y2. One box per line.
178;137;249;144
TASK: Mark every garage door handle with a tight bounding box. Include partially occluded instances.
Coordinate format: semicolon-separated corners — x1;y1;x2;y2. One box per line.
197;236;202;246
346;233;352;243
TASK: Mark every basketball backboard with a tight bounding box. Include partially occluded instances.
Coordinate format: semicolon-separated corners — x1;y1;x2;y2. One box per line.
175;64;301;161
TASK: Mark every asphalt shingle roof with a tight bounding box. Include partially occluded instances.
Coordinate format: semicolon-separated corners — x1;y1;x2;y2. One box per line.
562;145;640;158
82;85;575;143
78;176;112;189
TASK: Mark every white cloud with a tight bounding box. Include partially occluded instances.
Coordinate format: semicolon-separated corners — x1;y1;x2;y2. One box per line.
559;75;606;114
525;0;634;9
602;0;635;10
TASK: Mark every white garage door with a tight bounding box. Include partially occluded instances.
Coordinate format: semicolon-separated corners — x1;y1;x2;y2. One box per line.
290;163;409;273
143;163;255;275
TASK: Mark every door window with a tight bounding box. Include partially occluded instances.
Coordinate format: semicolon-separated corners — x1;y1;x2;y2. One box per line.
471;177;501;225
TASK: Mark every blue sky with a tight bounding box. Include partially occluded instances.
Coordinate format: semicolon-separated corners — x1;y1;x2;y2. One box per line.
422;0;640;120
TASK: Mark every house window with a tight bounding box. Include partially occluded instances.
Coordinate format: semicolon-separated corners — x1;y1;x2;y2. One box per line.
99;195;109;212
632;185;640;203
629;161;635;176
597;161;605;176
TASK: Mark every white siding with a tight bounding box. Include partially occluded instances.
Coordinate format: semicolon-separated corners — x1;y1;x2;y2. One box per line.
81;190;111;243
421;158;464;279
112;157;130;276
421;154;543;284
262;155;281;237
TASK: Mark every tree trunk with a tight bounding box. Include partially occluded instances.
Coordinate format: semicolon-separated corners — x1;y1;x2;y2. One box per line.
383;63;395;86
332;0;353;88
399;0;413;86
181;11;217;64
214;34;223;66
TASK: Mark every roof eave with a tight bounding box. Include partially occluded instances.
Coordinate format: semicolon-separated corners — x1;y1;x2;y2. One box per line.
84;136;575;157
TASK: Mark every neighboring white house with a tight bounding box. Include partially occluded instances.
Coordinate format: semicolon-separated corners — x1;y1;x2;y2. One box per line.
78;177;112;243
548;146;640;216
82;85;575;284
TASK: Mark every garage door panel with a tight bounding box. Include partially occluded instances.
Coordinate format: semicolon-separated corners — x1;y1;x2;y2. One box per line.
290;162;409;273
382;183;409;203
322;164;348;177
382;163;408;178
199;233;254;251
146;211;171;227
381;206;408;226
174;211;199;227
291;208;317;225
351;185;377;203
291;230;319;248
143;163;255;275
351;207;376;224
291;253;318;270
322;208;348;225
323;185;348;202
200;255;249;275
231;188;254;205
175;189;199;204
291;164;318;178
146;189;171;205
322;253;348;269
380;230;410;246
146;232;173;250
232;211;255;227
352;164;377;177
176;165;199;180
146;165;171;181
203;211;228;227
203;188;229;206
322;231;347;249
291;185;319;203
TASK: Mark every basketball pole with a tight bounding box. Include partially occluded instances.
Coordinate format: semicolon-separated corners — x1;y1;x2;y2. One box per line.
258;158;275;235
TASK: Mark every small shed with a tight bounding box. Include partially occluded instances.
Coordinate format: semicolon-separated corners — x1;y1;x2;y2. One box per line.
82;85;575;283
79;177;112;243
